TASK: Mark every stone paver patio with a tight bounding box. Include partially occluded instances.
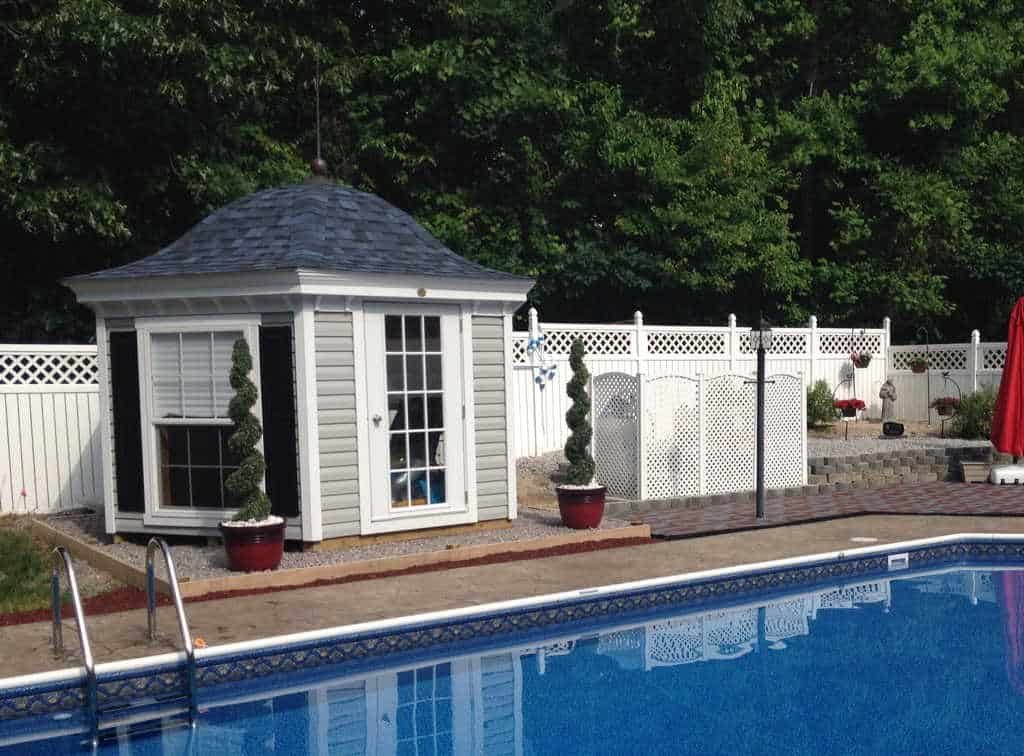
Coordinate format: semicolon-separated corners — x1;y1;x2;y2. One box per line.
4;511;1024;680
641;481;1024;538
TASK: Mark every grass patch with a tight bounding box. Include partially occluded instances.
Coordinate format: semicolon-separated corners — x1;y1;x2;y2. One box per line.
0;528;55;614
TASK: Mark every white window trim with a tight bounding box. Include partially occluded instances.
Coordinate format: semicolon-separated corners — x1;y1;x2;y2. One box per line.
136;315;262;528
358;302;477;535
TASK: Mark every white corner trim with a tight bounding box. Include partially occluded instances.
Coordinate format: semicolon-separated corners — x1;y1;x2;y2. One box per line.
502;313;517;521
295;304;322;542
351;307;373;537
94;317;116;535
461;307;478;522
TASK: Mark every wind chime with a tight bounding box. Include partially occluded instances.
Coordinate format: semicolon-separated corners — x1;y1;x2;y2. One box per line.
527;332;557;390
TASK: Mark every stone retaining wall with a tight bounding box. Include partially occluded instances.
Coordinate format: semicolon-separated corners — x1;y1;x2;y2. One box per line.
608;445;1002;517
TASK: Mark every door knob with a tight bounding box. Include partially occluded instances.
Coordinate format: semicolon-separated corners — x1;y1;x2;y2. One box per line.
372;413;383;426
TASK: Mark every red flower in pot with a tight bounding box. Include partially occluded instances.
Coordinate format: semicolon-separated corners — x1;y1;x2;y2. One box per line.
930;396;960;417
833;398;866;418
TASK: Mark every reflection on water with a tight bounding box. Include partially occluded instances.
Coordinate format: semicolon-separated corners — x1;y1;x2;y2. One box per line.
6;568;1023;755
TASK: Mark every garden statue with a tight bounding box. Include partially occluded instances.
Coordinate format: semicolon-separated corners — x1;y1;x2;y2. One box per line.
879;379;897;421
879;379;905;438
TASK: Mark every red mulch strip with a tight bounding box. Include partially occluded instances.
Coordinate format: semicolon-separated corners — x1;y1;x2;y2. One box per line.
0;536;651;627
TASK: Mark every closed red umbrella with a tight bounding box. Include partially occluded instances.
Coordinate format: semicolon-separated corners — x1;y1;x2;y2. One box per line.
991;297;1024;462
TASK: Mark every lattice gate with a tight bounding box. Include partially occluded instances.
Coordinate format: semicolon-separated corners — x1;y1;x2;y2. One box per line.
593;373;807;501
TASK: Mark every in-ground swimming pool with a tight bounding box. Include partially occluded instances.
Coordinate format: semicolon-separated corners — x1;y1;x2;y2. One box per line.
4;537;1024;754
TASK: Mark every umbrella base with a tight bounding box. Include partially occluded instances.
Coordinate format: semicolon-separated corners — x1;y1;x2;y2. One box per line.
990;465;1024;485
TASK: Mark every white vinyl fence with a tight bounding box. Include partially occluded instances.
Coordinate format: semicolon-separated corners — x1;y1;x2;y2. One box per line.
592;372;807;501
0;345;102;514
889;332;1007;423
512;310;888;458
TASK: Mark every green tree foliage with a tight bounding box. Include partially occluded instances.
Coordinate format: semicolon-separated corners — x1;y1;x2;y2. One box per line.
563;339;595;485
225;337;272;522
807;379;838;428
2;1;1024;340
949;388;998;439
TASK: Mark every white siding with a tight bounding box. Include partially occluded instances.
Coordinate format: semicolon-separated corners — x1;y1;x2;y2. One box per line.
473;316;510;521
316;312;361;536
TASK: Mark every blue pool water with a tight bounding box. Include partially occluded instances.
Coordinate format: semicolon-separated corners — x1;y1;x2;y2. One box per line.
6;563;1024;754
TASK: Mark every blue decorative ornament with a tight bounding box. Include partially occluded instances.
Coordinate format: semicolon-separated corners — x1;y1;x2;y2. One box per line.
528;331;557;391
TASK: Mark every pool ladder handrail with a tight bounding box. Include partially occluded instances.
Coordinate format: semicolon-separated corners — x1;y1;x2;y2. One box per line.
51;546;98;748
146;537;197;727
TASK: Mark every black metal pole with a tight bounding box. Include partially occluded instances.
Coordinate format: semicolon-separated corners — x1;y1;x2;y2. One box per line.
756;343;767;520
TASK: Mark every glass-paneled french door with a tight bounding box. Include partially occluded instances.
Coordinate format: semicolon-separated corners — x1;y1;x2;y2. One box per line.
364;303;467;530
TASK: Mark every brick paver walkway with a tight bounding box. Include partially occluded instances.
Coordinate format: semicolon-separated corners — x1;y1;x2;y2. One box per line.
641;481;1024;538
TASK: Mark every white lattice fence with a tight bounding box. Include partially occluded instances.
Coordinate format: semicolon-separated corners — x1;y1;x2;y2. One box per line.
0;345;102;514
593;372;807;501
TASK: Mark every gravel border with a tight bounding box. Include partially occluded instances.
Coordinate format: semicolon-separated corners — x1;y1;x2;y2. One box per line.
43;508;634;582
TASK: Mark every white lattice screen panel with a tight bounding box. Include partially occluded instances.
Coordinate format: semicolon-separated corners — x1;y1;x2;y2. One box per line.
643;377;700;499
890;347;967;372
542;328;633;356
592;373;640;499
764;598;811;643
0;350;99;386
738;332;808;355
511;337;528;365
646;330;726;355
983;345;1007;370
818;332;884;355
645;618;704;668
764;375;806;490
701;375;757;496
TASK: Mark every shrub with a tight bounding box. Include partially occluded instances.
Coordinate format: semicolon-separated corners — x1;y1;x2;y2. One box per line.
807;380;837;427
563;339;595;485
949;389;997;440
225;337;273;522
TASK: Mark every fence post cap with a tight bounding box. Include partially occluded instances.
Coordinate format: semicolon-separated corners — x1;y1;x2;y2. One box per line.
633;310;643;326
809;315;817;328
971;329;981;343
728;313;737;327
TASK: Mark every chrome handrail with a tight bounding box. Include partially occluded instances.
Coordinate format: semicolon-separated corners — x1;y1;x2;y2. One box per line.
51;546;98;747
146;538;197;726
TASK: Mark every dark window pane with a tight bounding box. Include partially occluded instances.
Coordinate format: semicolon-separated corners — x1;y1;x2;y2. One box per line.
409;470;428;505
163;467;191;508
221;428;240;467
388;396;406;431
424;317;441;351
404;316;422;351
189;427;221;466
390;433;408;469
391;472;409;508
385;316;402;352
396;704;414;740
415;701;434;734
428;431;445;466
222;469;239;509
435;663;451;696
409;432;427;468
427;395;443;429
407;395;425;429
387;356;404;391
160;426;188;466
425;356;442;390
191;468;223;508
427;469;446;505
406;355;424;391
397;670;415;705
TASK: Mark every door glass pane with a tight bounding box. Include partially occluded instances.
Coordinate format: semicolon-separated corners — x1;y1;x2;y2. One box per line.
428;431;445;466
406;355;424;391
407;395;425;429
427;395;443;429
425;356;442;390
388;396;406;430
387;355;404;391
424;317;441;352
390;433;408;468
427;469;446;505
391;472;409;508
404;316;422;352
385;316;403;352
409;432;427;469
409;470;428;505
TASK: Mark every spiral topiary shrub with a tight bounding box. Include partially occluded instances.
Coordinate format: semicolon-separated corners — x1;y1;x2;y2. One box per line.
225;337;272;522
563;339;595;486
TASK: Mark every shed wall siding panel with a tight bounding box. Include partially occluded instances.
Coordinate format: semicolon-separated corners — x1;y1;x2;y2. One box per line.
316;312;360;536
472;316;510;521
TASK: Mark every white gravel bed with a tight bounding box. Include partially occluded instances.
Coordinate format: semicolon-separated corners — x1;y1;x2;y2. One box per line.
44;508;633;582
807;436;991;459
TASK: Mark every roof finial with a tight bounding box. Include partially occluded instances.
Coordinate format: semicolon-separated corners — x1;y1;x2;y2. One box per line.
310;53;328;178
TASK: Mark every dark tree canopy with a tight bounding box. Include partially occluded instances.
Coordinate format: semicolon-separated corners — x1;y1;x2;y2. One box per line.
2;0;1023;342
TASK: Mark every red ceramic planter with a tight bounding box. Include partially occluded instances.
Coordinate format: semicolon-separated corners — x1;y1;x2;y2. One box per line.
556;486;606;529
220;520;286;572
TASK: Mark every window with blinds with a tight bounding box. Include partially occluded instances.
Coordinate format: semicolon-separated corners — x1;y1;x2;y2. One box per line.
151;331;238;419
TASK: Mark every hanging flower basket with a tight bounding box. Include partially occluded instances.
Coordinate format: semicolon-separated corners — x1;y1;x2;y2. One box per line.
930;396;960;417
833;398;866;418
909;358;929;374
850;352;872;369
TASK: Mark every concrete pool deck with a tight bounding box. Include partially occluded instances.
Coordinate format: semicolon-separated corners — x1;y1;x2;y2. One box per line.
5;513;1024;680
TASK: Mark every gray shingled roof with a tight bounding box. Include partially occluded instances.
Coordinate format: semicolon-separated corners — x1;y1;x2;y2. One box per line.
77;181;529;282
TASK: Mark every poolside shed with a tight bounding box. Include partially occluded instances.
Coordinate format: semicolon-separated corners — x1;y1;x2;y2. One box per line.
65;178;533;545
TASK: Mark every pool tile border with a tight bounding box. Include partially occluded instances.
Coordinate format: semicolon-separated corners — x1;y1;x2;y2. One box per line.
4;539;1024;723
